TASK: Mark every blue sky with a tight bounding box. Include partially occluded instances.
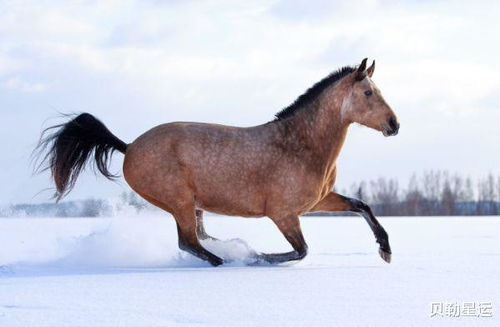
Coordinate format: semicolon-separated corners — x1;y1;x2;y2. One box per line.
1;0;499;204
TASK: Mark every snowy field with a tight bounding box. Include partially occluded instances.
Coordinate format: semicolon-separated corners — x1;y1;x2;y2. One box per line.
0;215;499;327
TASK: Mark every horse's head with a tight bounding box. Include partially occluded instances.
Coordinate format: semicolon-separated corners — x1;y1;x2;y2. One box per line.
342;58;399;136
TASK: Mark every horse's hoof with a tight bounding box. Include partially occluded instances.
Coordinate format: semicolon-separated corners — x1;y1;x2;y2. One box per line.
378;248;391;264
209;256;225;267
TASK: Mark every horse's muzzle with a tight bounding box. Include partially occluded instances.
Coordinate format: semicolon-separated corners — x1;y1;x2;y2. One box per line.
384;117;400;136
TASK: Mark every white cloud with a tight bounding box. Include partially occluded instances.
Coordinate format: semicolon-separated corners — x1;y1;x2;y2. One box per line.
2;76;49;92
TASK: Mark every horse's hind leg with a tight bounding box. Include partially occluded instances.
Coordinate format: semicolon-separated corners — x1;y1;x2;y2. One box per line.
174;205;224;266
257;215;308;264
135;192;223;266
195;209;219;241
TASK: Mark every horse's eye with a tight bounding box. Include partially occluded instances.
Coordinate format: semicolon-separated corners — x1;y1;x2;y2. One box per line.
364;90;373;96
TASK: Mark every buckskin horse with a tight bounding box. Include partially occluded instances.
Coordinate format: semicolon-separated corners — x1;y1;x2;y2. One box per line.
35;58;399;266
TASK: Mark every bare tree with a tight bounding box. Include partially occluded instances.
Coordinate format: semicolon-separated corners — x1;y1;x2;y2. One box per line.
441;179;455;215
422;170;443;215
370;177;399;215
404;174;425;215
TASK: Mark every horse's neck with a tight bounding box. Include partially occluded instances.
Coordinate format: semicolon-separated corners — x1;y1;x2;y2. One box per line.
278;87;350;165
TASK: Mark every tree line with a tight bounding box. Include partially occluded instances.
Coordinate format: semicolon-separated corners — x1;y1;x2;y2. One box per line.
3;171;499;217
340;171;500;216
1;192;153;217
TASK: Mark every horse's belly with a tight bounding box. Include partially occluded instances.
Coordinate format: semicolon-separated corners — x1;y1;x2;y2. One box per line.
197;203;265;218
194;185;266;217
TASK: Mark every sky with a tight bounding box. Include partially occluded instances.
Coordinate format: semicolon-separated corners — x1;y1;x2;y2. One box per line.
0;0;499;205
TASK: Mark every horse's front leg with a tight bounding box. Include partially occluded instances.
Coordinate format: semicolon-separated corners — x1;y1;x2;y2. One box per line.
256;215;308;264
310;192;392;263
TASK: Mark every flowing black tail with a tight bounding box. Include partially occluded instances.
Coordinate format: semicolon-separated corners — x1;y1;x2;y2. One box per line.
34;113;128;201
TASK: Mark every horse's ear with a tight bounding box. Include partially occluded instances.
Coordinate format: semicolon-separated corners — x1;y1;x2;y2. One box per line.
356;58;368;81
367;60;375;77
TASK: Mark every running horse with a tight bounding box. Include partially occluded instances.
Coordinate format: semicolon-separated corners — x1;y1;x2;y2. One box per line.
35;58;399;266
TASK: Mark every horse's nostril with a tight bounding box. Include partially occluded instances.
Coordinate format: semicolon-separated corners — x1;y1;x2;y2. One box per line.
388;117;398;130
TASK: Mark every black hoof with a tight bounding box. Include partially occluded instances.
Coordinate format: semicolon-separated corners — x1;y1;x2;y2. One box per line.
251;250;306;265
378;247;391;263
209;256;224;267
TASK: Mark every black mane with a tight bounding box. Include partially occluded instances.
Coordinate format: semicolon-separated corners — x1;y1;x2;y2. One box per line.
274;65;356;120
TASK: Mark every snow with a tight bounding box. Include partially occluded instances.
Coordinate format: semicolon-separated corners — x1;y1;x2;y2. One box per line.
0;215;499;326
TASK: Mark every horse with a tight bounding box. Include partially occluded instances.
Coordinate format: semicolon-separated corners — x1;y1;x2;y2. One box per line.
35;58;399;266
